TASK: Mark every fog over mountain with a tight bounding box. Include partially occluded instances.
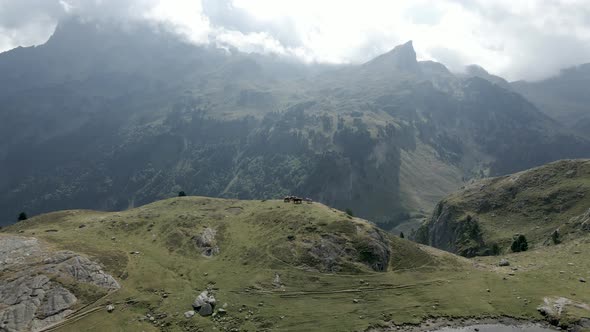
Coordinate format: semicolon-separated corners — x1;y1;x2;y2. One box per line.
1;17;589;229
2;2;590;332
2;0;590;81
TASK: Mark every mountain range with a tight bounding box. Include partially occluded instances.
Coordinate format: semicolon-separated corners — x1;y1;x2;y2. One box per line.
1;18;589;230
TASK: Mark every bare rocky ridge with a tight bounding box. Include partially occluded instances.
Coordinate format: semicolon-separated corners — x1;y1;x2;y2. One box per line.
0;235;119;332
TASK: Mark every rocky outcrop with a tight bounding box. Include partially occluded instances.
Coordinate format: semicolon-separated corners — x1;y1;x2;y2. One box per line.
538;297;590;328
192;291;216;317
192;228;220;257
0;235;119;332
416;203;489;257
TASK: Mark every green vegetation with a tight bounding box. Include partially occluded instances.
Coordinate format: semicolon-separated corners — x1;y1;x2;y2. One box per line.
17;212;27;221
178;191;187;197
345;208;354;217
2;196;589;331
2;20;589;231
511;234;529;253
552;230;561;245
417;160;590;256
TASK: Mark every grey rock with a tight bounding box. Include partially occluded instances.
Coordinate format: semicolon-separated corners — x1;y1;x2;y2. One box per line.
192;228;220;257
580;277;587;283
273;273;282;288
198;303;213;316
184;310;195;318
499;259;510;266
0;235;119;331
106;304;115;313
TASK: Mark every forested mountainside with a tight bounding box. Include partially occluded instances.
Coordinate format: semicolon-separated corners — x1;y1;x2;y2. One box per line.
1;18;589;228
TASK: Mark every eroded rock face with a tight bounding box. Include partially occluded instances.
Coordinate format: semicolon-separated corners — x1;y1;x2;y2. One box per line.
538;297;590;327
0;235;119;332
192;228;220;257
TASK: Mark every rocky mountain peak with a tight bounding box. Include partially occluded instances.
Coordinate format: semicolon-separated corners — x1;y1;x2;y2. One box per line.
364;40;420;72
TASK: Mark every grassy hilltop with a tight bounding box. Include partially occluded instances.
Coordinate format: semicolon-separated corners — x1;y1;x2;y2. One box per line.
417;159;590;257
2;196;590;331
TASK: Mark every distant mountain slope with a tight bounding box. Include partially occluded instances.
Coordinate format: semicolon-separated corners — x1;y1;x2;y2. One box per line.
1;18;589;229
416;159;590;257
511;64;590;134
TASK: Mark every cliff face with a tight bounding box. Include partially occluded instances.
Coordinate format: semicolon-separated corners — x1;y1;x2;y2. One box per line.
416;159;590;256
416;202;489;257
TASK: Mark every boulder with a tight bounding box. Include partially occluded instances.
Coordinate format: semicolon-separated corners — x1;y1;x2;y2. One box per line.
106;304;115;313
198;303;213;317
499;259;510;266
184;310;195;318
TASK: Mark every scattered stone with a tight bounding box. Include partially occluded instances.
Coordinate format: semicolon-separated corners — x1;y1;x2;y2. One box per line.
499;259;510;266
486;289;490;292
106;304;115;313
78;224;86;228
184;310;195;318
130;251;140;255
258;302;264;306
580;278;587;283
353;299;359;303
273;273;282;288
217;308;227;315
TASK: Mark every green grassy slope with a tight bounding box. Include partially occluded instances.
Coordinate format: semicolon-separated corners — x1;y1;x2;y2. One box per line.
3;197;590;331
416;159;590;256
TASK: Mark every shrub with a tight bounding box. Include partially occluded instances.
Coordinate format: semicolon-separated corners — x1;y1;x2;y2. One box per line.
17;212;28;221
551;230;561;245
511;234;528;252
400;232;405;239
178;191;187;197
345;208;354;217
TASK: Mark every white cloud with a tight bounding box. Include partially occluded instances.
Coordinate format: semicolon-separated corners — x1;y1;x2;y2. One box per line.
1;0;589;81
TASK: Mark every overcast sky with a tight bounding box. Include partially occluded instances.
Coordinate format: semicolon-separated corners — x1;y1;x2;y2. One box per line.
1;0;589;81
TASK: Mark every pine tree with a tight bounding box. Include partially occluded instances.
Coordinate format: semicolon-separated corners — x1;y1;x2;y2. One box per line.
511;234;528;252
17;212;28;221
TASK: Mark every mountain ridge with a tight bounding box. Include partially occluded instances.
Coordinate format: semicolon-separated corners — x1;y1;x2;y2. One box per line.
1;19;589;229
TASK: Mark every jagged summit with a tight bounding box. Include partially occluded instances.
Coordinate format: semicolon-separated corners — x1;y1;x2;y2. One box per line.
364;40;420;72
